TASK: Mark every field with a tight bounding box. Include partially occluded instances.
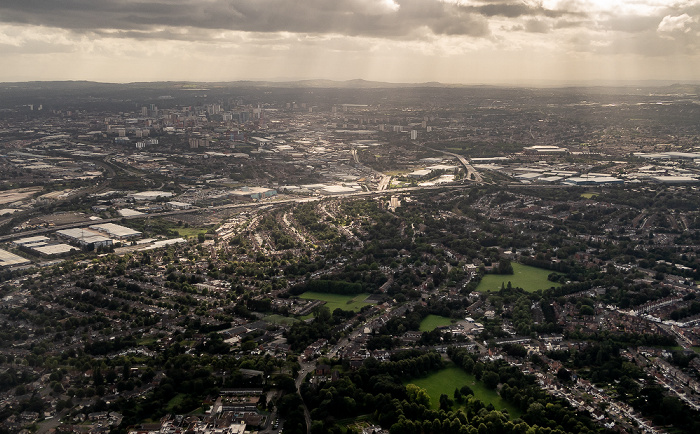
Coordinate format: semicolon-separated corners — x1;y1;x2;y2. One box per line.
174;227;209;239
476;263;560;293
136;337;158;346
581;193;598;199
419;315;453;332
165;393;187;412
299;292;373;312
264;314;300;326
406;365;522;418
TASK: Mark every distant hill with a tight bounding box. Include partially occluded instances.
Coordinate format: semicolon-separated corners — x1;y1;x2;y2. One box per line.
2;79;698;92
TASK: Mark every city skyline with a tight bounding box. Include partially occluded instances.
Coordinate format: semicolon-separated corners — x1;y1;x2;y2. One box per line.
0;1;699;85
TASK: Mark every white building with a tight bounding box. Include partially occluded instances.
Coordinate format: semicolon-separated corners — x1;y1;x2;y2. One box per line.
89;223;142;240
0;249;31;267
56;228;113;250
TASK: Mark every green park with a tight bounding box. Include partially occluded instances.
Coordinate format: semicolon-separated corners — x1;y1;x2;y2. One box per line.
419;315;453;332
406;365;522;417
298;292;373;312
476;263;560;293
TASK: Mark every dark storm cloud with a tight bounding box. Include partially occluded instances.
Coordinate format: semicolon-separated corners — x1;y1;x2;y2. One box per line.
0;0;493;38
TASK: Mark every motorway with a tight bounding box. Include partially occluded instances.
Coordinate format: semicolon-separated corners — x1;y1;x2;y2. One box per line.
420;144;483;183
0;183;481;243
0;142;485;243
0;176;587;245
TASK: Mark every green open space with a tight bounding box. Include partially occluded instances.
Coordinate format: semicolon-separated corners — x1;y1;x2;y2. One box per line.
136;337;158;346
655;345;684;351
298;292;373;313
581;193;598;199
123;217;212;239
419;315;453;332
406;365;521;418
174;227;209;239
476;263;560;293
264;314;301;326
165;393;187;413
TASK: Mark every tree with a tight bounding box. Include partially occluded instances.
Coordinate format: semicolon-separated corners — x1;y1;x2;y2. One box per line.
497;259;514;275
579;305;595;316
482;371;500;389
439;393;453;411
460;385;474;396
454;387;464;403
92;368;104;386
312;305;331;323
406;384;431;407
557;367;572;383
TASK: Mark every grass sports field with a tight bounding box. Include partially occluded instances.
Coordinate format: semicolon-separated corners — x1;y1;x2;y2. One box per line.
406;365;521;417
264;314;300;326
299;292;373;312
419;315;453;332
476;263;560;293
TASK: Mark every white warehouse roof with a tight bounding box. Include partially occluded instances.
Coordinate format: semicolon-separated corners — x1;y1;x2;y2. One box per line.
89;223;142;238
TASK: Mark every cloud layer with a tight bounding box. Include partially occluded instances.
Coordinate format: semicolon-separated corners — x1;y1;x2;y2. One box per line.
0;0;698;83
0;0;582;38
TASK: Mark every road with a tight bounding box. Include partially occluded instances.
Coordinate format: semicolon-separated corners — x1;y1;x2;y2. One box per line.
35;410;68;434
351;146;391;191
377;174;391;191
0;178;583;244
295;359;314;434
421;144;483;183
0;184;461;242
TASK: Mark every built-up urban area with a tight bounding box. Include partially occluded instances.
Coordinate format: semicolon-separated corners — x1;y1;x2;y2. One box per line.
0;81;699;434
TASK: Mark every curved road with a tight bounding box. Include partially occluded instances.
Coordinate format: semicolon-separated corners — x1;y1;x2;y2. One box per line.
421;144;483;183
0;180;580;244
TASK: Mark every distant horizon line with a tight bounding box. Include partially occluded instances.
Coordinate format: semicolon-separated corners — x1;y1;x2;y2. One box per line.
2;78;700;89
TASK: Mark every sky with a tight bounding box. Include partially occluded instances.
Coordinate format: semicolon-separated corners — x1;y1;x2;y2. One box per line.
0;0;699;85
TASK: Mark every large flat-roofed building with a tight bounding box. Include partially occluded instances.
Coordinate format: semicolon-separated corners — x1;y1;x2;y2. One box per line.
13;236;50;248
130;191;174;201
0;249;31;268
32;244;77;257
89;223;142;239
523;145;569;154
320;185;361;195
231;187;277;200
652;176;699;184
167;201;192;210
138;237;186;251
635;152;700;160
118;208;146;217
13;235;78;257
563;176;624;186
515;172;542;181
57;228;113;250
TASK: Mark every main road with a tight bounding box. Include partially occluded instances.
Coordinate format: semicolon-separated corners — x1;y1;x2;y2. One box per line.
420;144;483;183
0;179;580;244
0;184;470;243
295;359;314;434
